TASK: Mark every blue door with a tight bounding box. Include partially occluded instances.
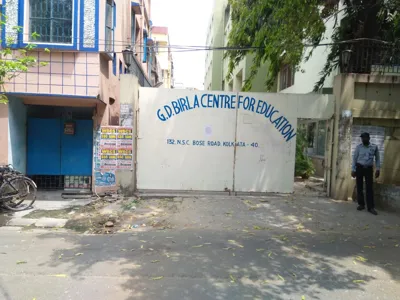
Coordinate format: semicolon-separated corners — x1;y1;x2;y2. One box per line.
27;118;93;176
27;118;61;175
61;120;93;175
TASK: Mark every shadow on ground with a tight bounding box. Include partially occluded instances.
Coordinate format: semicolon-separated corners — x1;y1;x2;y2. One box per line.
34;193;400;300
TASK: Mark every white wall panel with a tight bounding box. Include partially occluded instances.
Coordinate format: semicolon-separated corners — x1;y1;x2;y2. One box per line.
137;88;334;192
137;88;237;191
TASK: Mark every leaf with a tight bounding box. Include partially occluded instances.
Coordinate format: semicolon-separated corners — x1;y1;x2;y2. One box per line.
253;225;262;230
353;280;365;283
256;248;265;252
268;251;273;258
355;256;367;262
230;274;236;283
52;274;67;278
292;246;308;254
277;274;285;281
302;296;306;300
228;240;244;248
151;260;160;263
291;272;297;278
120;249;127;252
192;244;204;248
75;253;83;256
16;260;27;265
44;48;50;53
151;276;164;280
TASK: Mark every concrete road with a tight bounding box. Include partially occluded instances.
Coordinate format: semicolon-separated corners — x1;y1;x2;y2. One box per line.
1;194;400;300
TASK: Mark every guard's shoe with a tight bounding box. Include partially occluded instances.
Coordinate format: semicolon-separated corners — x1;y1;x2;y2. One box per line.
368;208;378;215
357;205;365;211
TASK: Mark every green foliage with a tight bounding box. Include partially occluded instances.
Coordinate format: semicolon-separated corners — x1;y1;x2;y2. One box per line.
0;14;47;104
295;129;315;179
226;0;400;92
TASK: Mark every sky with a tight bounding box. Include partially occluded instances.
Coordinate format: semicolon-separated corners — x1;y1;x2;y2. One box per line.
151;0;214;89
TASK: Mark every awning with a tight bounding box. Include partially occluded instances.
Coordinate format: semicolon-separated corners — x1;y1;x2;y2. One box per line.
131;1;142;14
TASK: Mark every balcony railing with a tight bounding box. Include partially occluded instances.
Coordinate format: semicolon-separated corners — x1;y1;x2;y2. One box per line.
340;41;400;75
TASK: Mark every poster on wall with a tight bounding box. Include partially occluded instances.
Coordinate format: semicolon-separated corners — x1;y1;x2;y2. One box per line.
98;126;134;171
120;104;134;126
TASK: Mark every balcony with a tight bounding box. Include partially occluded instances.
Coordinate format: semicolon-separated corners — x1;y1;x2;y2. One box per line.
340;41;400;75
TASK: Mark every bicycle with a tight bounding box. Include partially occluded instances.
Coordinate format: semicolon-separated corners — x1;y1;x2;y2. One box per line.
0;165;37;211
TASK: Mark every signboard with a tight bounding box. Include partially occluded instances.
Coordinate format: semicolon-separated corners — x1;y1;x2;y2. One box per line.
64;122;75;135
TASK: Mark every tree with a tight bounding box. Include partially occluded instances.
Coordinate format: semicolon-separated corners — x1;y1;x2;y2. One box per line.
225;0;400;92
0;16;49;104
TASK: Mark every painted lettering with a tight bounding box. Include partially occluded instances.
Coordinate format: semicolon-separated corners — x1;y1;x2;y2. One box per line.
156;93;297;143
193;95;200;108
208;141;221;146
172;101;180;115
238;95;244;109
256;100;263;114
193;140;205;146
249;98;256;112
284;128;297;142
157;109;167;121
224;95;231;109
230;95;237;109
201;94;207;108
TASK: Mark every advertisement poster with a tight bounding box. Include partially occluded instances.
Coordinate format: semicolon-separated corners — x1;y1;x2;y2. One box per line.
99;126;134;171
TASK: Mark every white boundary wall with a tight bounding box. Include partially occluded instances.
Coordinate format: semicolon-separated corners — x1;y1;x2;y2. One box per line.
137;88;334;193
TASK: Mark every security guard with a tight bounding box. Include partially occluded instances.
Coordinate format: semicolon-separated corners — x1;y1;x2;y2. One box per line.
351;132;381;215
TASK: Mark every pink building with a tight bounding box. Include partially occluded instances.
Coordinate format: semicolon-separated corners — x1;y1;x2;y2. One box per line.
0;0;153;191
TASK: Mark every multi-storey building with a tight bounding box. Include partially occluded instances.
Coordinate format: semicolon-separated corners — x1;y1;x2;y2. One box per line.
152;26;174;88
204;0;270;92
0;0;153;190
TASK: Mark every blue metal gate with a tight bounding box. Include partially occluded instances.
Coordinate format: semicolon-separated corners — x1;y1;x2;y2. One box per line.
27;118;93;176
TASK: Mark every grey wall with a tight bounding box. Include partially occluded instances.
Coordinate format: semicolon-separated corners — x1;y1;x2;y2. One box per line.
8;97;27;173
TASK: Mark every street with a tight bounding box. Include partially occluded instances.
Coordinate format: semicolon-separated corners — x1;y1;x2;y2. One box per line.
1;190;400;300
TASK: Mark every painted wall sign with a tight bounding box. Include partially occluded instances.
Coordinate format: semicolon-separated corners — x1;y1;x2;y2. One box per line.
156;93;297;142
136;88;334;193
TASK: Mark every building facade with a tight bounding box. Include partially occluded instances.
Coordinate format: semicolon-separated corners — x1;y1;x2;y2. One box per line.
204;0;271;93
0;0;153;191
152;26;174;88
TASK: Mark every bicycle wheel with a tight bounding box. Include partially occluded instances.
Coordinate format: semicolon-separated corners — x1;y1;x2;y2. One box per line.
1;176;37;211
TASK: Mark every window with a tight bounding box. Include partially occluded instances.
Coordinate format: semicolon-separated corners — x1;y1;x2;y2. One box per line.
279;64;295;91
105;0;115;52
119;60;123;77
143;31;148;63
29;0;73;43
112;53;116;76
131;11;136;46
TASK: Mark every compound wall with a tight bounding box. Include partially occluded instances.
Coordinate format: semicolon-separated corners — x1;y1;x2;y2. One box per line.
137;88;334;193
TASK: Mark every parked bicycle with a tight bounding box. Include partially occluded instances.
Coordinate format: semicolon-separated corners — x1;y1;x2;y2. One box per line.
0;165;37;211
